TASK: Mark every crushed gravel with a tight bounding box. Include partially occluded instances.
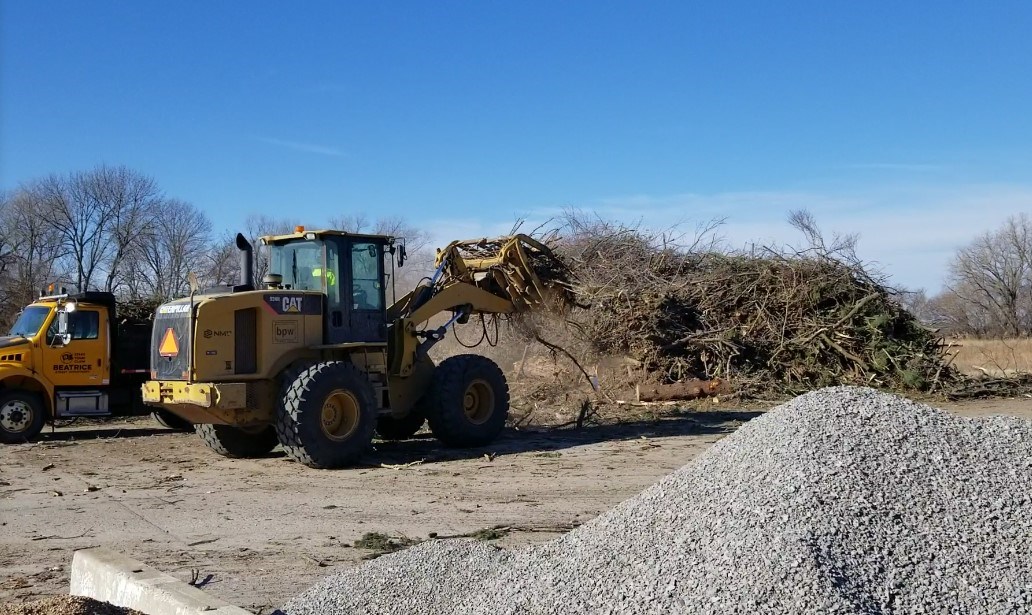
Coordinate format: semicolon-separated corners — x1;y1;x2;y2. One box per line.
0;596;143;615
282;387;1032;614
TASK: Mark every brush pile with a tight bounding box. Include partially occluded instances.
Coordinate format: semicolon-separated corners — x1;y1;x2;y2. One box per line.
116;298;161;324
546;215;954;397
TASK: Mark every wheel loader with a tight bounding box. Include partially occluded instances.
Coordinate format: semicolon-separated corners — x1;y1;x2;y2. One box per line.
141;228;571;468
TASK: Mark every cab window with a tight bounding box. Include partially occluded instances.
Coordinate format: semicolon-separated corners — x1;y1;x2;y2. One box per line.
70;311;100;340
8;306;50;338
46;310;100;343
268;240;325;291
351;243;382;310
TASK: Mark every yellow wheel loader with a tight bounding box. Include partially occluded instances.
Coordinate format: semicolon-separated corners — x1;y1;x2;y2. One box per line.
142;228;571;468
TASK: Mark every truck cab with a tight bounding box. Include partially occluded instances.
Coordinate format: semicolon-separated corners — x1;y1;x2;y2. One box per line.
0;292;153;443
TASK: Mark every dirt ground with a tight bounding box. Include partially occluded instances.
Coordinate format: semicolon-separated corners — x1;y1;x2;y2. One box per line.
1;396;1029;614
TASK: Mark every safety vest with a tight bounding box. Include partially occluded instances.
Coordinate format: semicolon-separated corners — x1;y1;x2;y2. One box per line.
311;268;336;286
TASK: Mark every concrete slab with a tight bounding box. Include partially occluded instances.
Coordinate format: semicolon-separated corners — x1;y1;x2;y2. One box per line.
70;547;252;615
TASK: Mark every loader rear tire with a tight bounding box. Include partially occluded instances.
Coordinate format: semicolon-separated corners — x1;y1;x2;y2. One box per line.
0;391;46;444
152;410;193;432
196;423;278;458
276;361;377;469
425;354;509;448
376;406;426;440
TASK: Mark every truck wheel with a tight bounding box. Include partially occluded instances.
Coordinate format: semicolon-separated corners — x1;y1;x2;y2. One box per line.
0;391;46;444
152;410;193;432
376;405;426;440
196;423;278;458
425;355;509;448
276;362;377;469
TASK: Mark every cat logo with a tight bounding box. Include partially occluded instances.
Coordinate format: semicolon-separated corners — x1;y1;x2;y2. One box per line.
263;294;320;316
282;296;303;313
159;328;180;357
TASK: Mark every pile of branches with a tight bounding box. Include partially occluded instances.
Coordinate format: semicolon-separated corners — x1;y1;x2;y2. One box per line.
117;297;162;324
548;213;956;397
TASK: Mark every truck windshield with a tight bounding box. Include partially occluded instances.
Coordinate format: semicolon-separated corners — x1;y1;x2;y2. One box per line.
268;240;326;291
8;306;51;338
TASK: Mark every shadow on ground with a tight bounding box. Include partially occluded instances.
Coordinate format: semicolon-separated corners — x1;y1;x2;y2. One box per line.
370;410;764;466
12;411;764;466
24;425;183;443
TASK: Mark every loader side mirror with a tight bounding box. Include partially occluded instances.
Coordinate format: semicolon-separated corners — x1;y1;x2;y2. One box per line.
398;244;407;268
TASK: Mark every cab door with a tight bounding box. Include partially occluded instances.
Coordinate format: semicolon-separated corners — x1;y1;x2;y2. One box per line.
346;240;387;342
40;308;109;387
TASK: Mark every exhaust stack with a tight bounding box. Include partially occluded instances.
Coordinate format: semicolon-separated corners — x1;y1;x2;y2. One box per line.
236;233;254;291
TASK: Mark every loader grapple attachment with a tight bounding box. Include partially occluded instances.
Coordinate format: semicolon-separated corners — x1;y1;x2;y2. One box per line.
436;234;574;313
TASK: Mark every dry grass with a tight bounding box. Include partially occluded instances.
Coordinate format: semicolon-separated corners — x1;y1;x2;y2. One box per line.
946;338;1032;378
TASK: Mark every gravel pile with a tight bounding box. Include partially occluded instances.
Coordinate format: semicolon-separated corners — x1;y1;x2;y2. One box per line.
282;387;1032;614
1;596;143;615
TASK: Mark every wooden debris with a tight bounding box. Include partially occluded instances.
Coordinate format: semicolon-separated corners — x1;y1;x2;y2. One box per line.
636;379;728;402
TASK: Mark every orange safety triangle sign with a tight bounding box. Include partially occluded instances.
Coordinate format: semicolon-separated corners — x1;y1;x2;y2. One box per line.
158;328;180;357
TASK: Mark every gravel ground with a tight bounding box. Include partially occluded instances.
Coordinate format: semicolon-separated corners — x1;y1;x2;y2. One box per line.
282;387;1032;615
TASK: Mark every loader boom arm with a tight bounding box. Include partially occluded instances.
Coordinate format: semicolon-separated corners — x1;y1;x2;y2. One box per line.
388;234;573;377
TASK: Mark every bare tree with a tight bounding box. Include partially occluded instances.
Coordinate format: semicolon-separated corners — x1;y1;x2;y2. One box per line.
244;214;299;284
0;186;66;322
948;213;1032;336
132;199;212;299
328;213;369;234
926;289;991;336
896;288;932;324
328;213;432;255
39;172;111;292
202;232;241;288
0;191;16;284
90;166;162;292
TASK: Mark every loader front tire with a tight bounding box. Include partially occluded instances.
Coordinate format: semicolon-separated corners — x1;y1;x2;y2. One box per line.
425;355;509;448
276;362;377;469
196;423;278;458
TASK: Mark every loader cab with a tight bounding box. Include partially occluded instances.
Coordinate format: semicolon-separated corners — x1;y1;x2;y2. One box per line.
263;229;391;344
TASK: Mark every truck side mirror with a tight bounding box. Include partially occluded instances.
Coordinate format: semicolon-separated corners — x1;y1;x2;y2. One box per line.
57;312;72;346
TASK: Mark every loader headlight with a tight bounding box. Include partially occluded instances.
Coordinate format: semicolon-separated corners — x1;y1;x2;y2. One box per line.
63;301;77;313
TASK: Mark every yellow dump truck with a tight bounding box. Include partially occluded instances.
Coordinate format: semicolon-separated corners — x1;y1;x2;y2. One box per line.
143;229;571;468
0;292;189;443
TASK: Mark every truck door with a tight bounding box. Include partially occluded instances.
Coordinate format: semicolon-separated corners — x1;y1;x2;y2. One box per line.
40;308;109;387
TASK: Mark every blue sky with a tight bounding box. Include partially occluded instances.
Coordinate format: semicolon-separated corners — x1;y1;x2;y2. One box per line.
2;1;1031;291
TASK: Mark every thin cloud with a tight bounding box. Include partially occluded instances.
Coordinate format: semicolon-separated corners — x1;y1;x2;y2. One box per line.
597;184;1032;291
257;137;344;157
842;162;944;172
426;183;1032;293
